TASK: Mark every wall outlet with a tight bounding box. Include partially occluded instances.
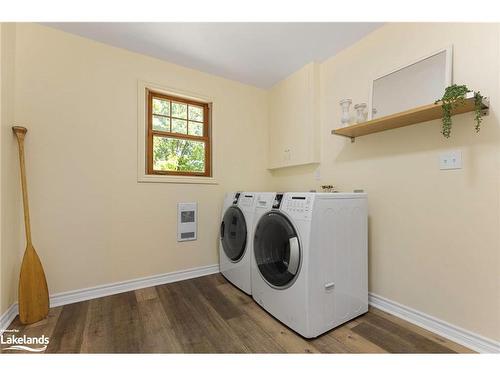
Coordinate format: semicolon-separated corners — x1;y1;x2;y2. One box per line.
439;150;462;170
314;167;321;180
283;149;291;161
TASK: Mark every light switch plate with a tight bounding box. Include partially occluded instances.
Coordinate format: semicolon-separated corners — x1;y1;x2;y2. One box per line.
439;150;462;170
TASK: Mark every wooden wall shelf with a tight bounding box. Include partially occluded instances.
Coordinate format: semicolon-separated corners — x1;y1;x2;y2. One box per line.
332;93;489;142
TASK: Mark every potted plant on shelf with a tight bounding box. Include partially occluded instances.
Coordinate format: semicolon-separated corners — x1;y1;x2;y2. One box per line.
436;84;485;138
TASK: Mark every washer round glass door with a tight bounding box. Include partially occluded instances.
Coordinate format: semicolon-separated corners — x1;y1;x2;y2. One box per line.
220;206;247;262
253;212;301;288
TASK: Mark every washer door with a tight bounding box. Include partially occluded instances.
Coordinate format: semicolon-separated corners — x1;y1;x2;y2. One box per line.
220;206;247;262
254;212;301;288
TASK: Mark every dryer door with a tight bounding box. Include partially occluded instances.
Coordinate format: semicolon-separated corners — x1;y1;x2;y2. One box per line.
253;212;301;288
220;206;247;262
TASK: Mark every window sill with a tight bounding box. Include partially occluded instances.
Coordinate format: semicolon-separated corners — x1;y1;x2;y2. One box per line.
137;174;218;185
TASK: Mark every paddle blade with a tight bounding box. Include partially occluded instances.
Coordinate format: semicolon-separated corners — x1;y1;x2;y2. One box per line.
18;244;49;324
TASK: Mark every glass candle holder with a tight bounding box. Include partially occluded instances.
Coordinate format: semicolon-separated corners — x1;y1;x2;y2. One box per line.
354;103;368;123
339;99;352;127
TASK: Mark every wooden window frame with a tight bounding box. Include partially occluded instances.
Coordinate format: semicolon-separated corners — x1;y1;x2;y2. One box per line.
147;90;211;177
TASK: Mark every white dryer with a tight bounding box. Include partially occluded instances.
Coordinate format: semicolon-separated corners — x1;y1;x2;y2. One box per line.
251;192;368;338
219;192;257;295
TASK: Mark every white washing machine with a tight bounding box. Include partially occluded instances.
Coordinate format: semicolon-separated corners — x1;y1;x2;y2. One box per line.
219;192;257;295
251;192;368;338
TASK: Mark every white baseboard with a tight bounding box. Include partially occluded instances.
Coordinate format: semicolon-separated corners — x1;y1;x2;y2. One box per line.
50;263;219;307
0;303;19;332
369;292;500;353
0;263;219;331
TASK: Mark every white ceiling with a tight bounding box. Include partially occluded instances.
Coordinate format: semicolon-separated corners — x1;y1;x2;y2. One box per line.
45;23;382;88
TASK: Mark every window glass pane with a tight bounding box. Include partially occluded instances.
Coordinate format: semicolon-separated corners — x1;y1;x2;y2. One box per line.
188;105;204;122
172;118;187;134
172;102;187;119
152;98;170;116
188;121;203;136
152;115;170;131
153;136;205;173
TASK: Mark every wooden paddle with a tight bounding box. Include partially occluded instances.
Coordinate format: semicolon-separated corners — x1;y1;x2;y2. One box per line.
12;126;49;324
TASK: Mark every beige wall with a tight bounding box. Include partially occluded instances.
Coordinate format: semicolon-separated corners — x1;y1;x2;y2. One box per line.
1;23;22;316
1;23;271;312
270;23;500;341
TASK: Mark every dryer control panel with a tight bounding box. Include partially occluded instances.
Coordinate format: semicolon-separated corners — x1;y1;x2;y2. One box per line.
238;193;255;208
255;193;274;210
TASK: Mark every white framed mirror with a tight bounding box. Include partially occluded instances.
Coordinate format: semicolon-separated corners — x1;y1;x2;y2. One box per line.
368;46;453;120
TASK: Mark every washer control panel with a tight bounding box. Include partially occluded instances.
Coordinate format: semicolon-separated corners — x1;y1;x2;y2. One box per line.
283;194;313;220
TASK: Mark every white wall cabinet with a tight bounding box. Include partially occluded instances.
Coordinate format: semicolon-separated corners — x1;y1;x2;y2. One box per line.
268;62;320;169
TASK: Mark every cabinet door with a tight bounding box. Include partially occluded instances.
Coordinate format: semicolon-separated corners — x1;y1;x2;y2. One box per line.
268;62;320;169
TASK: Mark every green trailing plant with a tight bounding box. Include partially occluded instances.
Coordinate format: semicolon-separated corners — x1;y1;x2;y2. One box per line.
436;84;484;138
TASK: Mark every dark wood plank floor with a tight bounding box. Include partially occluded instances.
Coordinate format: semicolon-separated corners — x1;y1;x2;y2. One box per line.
3;273;473;353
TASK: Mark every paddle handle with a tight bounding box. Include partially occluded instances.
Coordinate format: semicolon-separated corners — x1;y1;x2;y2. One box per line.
12;126;32;245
